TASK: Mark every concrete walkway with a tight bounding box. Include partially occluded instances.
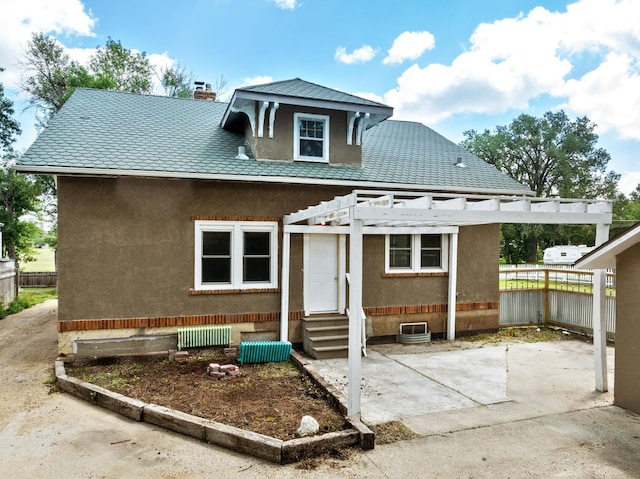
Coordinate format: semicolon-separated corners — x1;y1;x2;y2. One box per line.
2;301;640;478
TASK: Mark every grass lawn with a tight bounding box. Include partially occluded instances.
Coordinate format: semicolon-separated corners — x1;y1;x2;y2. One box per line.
1;287;57;319
21;248;56;272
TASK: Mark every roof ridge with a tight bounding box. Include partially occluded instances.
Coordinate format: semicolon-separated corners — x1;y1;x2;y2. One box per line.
71;87;229;103
239;78;390;108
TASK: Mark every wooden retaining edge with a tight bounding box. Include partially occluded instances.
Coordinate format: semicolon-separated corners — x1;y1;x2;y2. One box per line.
289;350;376;450
346;416;375;450
54;358;368;463
281;429;360;464
55;361;146;421
204;421;283;463
290;350;349;414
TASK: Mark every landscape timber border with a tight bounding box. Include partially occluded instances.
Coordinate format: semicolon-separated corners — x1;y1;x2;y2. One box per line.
54;352;374;464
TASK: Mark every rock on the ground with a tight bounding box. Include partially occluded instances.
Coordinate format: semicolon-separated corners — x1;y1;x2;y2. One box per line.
296;415;320;437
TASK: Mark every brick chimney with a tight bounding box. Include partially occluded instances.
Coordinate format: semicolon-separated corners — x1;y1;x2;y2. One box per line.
193;81;216;101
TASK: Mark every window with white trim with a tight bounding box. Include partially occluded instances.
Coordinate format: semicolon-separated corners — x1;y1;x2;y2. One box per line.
294;113;329;163
194;221;278;290
385;234;449;273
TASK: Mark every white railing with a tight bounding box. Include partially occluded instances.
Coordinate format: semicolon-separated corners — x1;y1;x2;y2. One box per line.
345;272;368;356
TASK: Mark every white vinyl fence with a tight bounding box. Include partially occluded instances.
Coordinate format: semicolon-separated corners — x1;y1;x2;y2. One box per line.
0;259;16;306
499;265;616;340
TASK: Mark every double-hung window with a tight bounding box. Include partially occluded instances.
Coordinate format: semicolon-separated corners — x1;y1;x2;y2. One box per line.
386;234;449;273
195;221;278;291
294;113;329;163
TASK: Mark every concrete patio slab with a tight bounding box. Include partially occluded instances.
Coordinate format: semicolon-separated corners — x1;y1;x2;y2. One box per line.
312;345;509;424
388;346;508;405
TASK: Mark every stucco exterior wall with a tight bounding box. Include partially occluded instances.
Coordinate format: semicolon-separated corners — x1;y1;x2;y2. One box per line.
56;176;350;322
56;176;501;353
247;104;362;165
615;243;640;414
362;224;500;337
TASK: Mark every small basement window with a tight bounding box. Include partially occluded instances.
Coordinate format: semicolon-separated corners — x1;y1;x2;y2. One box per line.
294;113;329;163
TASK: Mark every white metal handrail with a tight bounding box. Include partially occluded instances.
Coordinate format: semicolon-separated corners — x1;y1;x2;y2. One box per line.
345;273;368;357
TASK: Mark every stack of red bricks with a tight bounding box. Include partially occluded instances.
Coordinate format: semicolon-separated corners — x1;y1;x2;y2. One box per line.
223;347;238;359
206;363;241;379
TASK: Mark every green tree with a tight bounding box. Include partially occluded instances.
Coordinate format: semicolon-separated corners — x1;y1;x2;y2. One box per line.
0;68;21;153
1;71;46;262
20;34;154;123
461;111;619;262
0;165;42;261
158;64;194;98
19;34;76;125
611;185;640;236
89;38;153;94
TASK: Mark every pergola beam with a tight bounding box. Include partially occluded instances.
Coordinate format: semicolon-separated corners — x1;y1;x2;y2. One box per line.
284;192;357;225
353;206;610;226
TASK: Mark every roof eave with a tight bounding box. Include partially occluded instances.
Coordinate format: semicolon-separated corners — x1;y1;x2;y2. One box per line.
220;89;393;131
12;164;534;197
575;222;640;270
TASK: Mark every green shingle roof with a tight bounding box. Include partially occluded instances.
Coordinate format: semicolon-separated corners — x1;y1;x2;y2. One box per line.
237;78;390;109
16;87;530;194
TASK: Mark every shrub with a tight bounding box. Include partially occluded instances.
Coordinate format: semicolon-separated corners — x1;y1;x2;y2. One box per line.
0;287;57;319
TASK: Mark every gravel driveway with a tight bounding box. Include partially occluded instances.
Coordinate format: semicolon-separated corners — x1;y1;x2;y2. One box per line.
2;300;640;478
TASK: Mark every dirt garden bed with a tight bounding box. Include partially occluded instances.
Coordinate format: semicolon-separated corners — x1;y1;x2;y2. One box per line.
63;326;580;445
65;348;347;442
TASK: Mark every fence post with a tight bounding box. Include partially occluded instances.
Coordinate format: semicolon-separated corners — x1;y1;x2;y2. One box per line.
543;269;550;324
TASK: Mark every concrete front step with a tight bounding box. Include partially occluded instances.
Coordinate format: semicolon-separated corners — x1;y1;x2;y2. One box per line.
304;316;349;327
306;325;349;337
307;334;349;349
303;315;349;359
313;344;349;360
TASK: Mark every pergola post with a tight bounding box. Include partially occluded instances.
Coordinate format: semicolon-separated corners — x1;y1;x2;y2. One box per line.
593;223;610;392
447;232;459;340
347;217;363;417
279;231;291;342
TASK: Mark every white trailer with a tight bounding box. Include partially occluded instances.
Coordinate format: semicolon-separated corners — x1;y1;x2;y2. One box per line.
543;245;594;265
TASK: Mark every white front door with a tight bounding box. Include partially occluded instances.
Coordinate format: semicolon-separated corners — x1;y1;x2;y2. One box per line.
307;234;339;313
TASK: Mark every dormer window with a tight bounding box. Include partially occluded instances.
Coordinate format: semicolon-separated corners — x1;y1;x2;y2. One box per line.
294;113;329;163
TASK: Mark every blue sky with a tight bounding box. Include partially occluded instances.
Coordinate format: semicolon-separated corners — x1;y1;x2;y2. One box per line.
1;0;639;194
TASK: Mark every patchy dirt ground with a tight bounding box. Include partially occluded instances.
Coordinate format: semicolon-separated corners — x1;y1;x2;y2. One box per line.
63;325;581;444
65;349;347;441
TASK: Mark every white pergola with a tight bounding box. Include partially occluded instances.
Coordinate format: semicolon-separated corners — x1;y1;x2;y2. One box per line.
281;190;613;417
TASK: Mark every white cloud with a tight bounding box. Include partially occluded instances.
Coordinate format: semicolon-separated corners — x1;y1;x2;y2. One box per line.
618;171;640;196
334;45;378;65
384;0;640;143
351;91;386;105
147;52;179;95
556;53;640;140
242;75;273;86
273;0;298;10
383;31;435;65
0;0;96;89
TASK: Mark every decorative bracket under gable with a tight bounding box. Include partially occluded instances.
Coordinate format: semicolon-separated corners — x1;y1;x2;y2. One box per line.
268;102;279;139
230;99;257;137
356;113;371;146
347;111;361;146
257;101;269;138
